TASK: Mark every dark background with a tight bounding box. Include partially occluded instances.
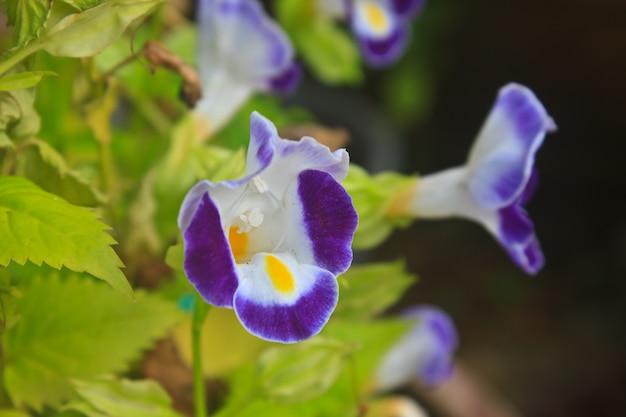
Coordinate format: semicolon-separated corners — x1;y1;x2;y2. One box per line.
378;1;626;416
293;1;626;416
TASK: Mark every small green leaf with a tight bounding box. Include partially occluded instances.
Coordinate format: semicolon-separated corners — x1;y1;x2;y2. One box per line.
41;0;164;57
14;139;104;206
2;274;183;410
68;377;184;417
335;261;416;320
295;20;363;85
0;85;40;148
276;0;362;85
0;176;131;297
343;164;416;249
322;319;411;388
257;337;355;404
0;71;56;91
3;0;51;47
60;0;105;12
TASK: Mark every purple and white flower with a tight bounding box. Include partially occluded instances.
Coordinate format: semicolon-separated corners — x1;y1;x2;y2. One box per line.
178;112;358;343
375;306;458;390
194;0;301;137
318;0;425;67
402;83;556;274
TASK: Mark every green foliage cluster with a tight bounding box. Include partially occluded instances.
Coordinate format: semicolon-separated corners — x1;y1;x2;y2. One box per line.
0;1;433;416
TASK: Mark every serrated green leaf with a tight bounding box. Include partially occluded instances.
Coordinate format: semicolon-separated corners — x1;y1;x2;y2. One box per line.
41;0;164;57
257;337;355;404
335;261;416;320
3;0;51;47
68;377;184;417
0;176;131;297
2;274;183;410
0;71;56;91
14;139;104;206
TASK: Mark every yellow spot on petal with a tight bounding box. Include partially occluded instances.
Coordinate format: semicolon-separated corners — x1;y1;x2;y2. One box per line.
265;255;295;293
363;2;390;34
229;227;248;262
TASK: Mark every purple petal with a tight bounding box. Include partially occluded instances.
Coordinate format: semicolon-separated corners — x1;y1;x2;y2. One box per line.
198;0;295;85
183;193;239;307
297;170;358;275
268;62;302;94
234;268;338;343
410;306;457;386
391;0;426;17
248;111;276;172
358;25;409;67
518;167;539;206
505;234;545;275
375;305;457;390
406;306;458;352
497;204;534;245
467;83;556;209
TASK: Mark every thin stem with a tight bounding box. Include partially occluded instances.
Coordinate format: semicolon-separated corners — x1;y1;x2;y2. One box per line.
0;41;43;78
192;295;210;417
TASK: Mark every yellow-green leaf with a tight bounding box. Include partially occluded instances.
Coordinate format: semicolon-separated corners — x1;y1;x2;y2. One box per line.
0;71;56;91
41;0;164;57
0;176;131;297
2;275;183;410
3;0;51;47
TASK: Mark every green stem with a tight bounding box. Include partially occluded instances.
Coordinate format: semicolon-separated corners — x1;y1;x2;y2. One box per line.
0;41;43;78
192;295;210;417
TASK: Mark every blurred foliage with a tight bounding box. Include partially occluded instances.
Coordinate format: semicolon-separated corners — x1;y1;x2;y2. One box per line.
0;0;445;416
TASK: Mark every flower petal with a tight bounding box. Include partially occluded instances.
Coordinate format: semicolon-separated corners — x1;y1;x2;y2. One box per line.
350;1;409;67
182;192;239;307
467;83;556;208
391;0;425;18
267;62;303;94
247;112;350;194
194;0;298;132
375;305;457;391
233;253;338;343
503;234;545;275
283;170;358;275
198;0;294;84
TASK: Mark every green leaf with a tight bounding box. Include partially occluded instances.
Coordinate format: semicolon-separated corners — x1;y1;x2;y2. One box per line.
335;261;416;320
256;337;356;404
342;164;416;249
60;0;105;12
66;377;184;417
323;319;411;383
0;176;131;297
276;0;362;85
41;0;164;57
0;85;40;148
295;19;363;85
0;410;31;417
0;71;56;91
14;139;104;206
3;0;51;47
2;274;183;410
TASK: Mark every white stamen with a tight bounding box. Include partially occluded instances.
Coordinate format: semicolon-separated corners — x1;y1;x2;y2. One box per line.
247;208;264;227
238;208;265;233
253;176;268;193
